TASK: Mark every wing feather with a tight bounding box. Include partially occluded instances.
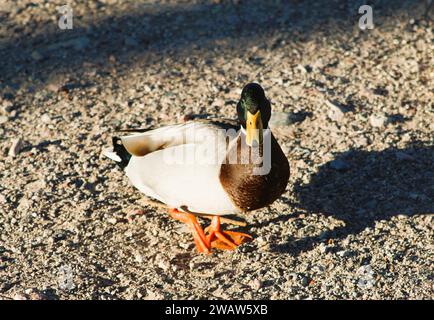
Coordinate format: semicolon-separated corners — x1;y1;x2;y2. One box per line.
122;121;240;214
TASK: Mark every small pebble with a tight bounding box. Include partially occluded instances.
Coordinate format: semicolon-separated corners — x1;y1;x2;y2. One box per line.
249;279;263;290
326;100;345;122
269;111;309;127
1;100;14;112
134;253;144;263
31;50;44;61
107;217;117;224
319;243;328;253
13;293;28;300
8;138;23;157
369;114;387;127
0;116;8;124
41;114;51;124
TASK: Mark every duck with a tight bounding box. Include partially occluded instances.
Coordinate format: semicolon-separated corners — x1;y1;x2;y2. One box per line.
104;83;290;254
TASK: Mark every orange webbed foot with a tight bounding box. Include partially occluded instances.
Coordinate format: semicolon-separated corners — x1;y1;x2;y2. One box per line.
205;216;252;251
169;208;211;254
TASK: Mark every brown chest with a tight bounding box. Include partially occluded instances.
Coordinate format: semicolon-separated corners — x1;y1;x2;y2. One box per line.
219;134;290;212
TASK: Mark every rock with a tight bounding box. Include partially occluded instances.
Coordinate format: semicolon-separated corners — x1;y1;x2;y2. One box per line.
0;116;8;124
46;82;62;92
41;114;51;124
330;159;350;170
31;50;44;61
269;111;310;127
269;111;292;126
336;250;348;257
26;179;46;193
155;255;170;271
212;97;225;107
1;100;14;113
415;39;426;51
144;290;164;300
134;253;144;263
353;135;368;147
8;138;24;157
296;64;308;74
406;59;419;74
13;293;28;300
369;114;387;127
107;217;117;224
17;197;32;212
28;291;48;300
249;279;262;290
319;243;328;253
52;230;68;242
326;100;345;122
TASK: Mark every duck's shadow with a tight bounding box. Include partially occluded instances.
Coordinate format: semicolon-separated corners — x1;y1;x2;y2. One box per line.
266;142;433;255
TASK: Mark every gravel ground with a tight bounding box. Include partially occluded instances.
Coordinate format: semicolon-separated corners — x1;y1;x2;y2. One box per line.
0;0;433;300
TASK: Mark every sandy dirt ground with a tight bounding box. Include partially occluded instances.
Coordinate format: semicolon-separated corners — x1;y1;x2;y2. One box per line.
0;0;433;299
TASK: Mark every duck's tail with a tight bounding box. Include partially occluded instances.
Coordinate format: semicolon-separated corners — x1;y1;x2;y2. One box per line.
102;137;131;170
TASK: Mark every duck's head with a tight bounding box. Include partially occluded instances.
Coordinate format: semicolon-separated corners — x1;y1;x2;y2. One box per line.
237;83;271;147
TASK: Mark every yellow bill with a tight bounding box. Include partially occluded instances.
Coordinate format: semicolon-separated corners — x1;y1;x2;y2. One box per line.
246;110;263;146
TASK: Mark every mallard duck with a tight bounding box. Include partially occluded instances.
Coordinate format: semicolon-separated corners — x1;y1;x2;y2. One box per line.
104;83;290;253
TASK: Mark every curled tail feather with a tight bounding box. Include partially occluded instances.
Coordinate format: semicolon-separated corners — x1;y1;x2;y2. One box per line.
103;137;131;170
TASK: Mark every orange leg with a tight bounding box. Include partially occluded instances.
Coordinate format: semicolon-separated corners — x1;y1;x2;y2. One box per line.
205;216;252;251
169;208;210;254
